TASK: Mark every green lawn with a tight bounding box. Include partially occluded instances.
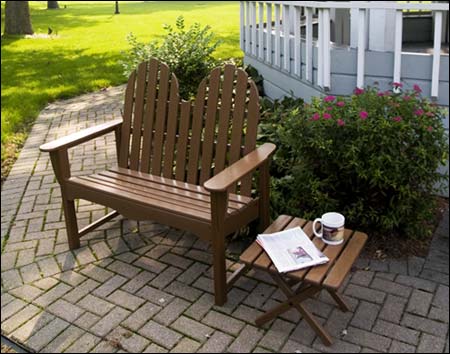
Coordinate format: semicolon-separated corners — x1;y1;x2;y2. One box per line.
1;1;241;179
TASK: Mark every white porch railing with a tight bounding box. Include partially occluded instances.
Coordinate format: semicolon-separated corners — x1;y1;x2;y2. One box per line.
240;1;449;98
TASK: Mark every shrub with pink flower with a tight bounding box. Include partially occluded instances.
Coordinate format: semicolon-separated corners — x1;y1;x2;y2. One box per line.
324;95;336;103
265;85;449;241
354;87;364;95
311;113;321;121
413;84;422;94
359;111;368;120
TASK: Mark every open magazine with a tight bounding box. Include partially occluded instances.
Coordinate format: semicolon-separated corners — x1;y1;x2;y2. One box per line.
257;227;329;273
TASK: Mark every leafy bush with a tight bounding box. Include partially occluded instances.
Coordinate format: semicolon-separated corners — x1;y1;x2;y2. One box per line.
121;16;221;99
259;96;305;175
260;85;449;239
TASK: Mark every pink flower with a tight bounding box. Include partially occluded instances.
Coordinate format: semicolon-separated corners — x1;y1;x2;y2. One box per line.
324;95;336;102
359;111;369;120
393;82;403;88
413;84;422;94
337;119;346;126
393;116;403;122
377;92;385;97
311;113;320;121
354;88;365;95
403;95;412;101
414;109;425;116
427;126;433;132
326;106;333;111
336;101;345;107
323;113;332;120
426;112;434;117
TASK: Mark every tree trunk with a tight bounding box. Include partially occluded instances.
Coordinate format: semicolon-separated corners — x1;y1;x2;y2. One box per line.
115;1;120;14
4;1;33;35
47;1;59;9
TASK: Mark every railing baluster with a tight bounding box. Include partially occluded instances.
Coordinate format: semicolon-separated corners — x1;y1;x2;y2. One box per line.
239;1;448;100
306;7;313;82
393;10;403;85
245;1;251;54
275;4;281;68
259;2;265;60
283;4;291;72
432;11;443;98
323;8;331;89
240;1;245;51
294;5;301;77
357;9;366;89
266;3;273;64
318;9;324;87
251;2;257;56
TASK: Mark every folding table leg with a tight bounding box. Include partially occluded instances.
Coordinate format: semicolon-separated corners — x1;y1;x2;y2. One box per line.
291;300;333;346
327;289;350;312
254;272;333;346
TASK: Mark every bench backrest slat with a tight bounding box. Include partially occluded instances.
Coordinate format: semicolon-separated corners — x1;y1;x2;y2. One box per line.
120;59;260;196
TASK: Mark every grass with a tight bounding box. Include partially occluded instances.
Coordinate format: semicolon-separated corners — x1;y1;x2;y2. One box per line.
1;1;241;181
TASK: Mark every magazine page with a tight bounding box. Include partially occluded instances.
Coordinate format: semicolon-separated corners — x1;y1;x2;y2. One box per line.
257;227;329;273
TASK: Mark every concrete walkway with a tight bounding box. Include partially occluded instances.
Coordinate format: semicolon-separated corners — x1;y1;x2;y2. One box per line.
1;87;449;353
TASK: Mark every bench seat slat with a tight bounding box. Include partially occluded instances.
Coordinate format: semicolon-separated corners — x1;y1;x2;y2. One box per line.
80;175;234;215
98;171;244;211
69;171;256;223
110;167;253;205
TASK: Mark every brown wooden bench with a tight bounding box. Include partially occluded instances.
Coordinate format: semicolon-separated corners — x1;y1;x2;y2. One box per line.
240;215;368;346
40;59;276;306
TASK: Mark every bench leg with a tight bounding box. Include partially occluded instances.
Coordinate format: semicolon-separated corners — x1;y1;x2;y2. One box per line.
62;196;80;250
211;191;229;306
212;232;227;306
258;160;271;233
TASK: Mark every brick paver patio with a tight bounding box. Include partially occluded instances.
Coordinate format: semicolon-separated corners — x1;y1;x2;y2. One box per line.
1;87;449;353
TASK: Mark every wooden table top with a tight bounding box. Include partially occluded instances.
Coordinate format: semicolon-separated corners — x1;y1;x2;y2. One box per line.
240;215;368;290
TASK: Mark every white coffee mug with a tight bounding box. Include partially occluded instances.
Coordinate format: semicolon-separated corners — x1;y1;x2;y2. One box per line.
313;212;345;245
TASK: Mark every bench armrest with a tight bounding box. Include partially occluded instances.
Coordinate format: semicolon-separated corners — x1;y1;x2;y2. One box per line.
203;143;276;192
40;119;123;152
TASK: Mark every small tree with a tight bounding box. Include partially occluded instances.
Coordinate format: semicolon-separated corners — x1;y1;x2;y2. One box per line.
4;1;33;35
121;16;221;99
47;1;59;9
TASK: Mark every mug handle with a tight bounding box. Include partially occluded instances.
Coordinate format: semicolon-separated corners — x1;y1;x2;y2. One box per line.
313;218;323;238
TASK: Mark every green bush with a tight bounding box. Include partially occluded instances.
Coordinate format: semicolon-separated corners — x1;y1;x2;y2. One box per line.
260;85;449;239
121;16;222;99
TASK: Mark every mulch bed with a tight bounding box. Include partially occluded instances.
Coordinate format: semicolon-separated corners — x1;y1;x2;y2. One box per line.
361;196;449;260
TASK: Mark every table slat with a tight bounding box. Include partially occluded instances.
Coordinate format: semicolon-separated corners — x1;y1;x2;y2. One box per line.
322;232;368;289
304;229;354;285
240;215;294;265
252;217;308;271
